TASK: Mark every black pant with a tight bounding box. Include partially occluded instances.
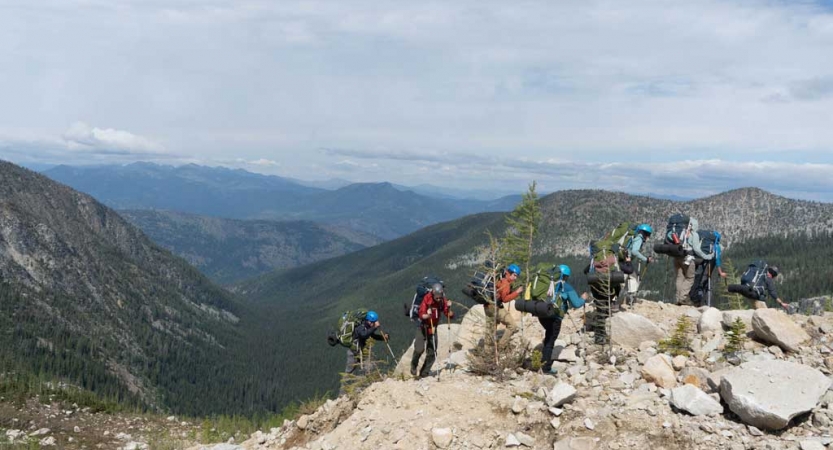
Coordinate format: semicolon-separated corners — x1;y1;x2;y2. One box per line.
411;326;437;377
689;263;714;306
538;316;563;371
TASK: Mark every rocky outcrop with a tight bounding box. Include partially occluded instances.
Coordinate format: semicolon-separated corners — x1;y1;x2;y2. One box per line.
719;360;832;430
670;384;723;416
641;354;677;388
698;307;723;334
610;313;665;348
751;309;810;352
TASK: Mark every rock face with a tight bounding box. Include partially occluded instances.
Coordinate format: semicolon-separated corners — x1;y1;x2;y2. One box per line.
393;323;461;376
722;310;754;330
610;313;665;348
751;309;810;352
641;354;677;388
719;360;832;430
698;307;723;334
670;384;723;416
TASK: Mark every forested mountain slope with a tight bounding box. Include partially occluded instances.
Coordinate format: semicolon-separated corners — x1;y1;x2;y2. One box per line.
239;188;833;407
120;210;380;284
0;161;266;415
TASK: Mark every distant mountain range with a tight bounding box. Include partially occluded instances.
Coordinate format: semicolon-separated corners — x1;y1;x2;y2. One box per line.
44;163;521;240
120;210;382;284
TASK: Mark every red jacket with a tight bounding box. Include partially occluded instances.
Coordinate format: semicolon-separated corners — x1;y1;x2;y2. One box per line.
418;292;453;333
496;277;520;304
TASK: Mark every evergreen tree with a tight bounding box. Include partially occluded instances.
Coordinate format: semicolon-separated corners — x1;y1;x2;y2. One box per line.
500;181;542;286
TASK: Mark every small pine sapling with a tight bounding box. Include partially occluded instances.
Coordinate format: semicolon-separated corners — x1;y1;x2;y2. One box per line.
658;316;693;356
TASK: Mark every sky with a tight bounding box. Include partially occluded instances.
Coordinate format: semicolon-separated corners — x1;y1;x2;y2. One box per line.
2;0;833;201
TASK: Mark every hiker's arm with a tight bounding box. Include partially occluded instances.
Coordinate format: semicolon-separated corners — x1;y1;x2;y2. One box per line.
496;279;515;303
443;300;455;319
689;233;712;260
418;295;431;320
563;287;585;309
630;235;648;263
766;278;779;301
356;324;380;339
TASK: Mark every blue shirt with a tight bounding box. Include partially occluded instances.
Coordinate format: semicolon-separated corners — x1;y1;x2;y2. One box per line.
629;234;648;263
554;281;585;311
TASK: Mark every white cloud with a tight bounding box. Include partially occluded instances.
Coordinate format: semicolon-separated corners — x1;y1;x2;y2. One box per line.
62;122;165;154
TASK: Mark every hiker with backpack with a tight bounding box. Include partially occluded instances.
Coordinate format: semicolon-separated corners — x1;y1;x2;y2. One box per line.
662;215;714;305
484;263;523;348
729;262;789;310
622;223;654;304
410;283;455;378
536;264;588;374
585;222;634;344
688;230;728;306
327;310;390;375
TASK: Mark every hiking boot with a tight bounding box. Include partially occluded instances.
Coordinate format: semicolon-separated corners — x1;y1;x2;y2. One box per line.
410;366;418;377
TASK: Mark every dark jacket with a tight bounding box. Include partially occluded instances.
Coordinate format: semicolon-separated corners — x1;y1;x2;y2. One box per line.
352;320;385;350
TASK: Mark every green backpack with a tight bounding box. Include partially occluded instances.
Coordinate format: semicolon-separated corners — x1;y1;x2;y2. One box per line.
589;221;637;269
526;264;570;318
331;309;368;349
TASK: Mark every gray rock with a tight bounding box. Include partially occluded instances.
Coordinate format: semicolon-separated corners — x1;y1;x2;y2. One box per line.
505;433;521;447
432;428;453;449
751;309;810;352
515;432;535;447
641;354;677;388
611;313;665;348
670;384;723;416
722;310;754;330
799;440;825;450
719;360;832;430
512;397;528;414
679;367;711;391
553;436;597;450
548;382;577;407
555;346;578;362
698;307;723;334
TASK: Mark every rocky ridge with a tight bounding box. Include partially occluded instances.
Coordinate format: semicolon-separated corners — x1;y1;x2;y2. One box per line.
194;301;833;450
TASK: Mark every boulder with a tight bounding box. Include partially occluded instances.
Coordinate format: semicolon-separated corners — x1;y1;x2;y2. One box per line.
553;436;597;450
641;354;677;388
698;307;723;334
719;360;832;430
431;428;453;449
751;309;810;352
670;384;723;416
679;367;711;391
610;313;665;348
547;382;577;407
393;323;460;376
722;310;754;330
455;307;488;352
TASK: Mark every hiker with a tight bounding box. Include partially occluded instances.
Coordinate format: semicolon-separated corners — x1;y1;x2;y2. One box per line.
345;310;389;374
538;265;588;374
731;263;789;310
483;263;523;348
673;217;715;305
623;223;653;304
688;230;728;306
410;283;455;378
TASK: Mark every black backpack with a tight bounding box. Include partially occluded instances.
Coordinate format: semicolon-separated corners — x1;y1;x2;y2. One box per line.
665;213;691;244
740;261;769;299
461;270;496;305
697;230;720;255
404;276;443;321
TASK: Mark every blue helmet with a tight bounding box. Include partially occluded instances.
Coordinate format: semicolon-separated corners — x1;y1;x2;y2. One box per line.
636;224;653;236
558;264;571;278
365;311;378;323
507;264;521;276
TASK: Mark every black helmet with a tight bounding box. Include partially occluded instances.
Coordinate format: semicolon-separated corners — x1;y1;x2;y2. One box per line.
431;283;444;298
768;266;780;277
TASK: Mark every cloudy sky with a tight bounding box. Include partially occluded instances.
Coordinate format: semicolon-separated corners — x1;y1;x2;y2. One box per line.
2;1;833;200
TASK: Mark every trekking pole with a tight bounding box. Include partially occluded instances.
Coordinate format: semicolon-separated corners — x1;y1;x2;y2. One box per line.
381;332;397;361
